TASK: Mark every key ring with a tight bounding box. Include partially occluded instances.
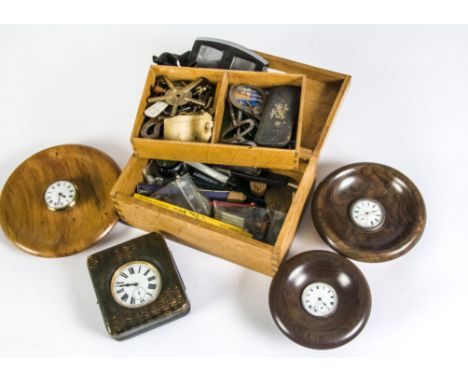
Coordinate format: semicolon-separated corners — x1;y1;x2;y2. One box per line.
147;77;208;117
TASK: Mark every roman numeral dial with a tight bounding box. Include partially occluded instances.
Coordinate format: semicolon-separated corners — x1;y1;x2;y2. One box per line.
349;198;385;231
43;180;78;211
110;261;162;308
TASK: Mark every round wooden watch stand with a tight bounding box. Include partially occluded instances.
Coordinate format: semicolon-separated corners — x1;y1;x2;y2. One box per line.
311;162;426;262
269;251;372;349
0;144;120;258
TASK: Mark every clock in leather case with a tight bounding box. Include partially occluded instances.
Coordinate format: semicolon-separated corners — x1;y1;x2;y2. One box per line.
87;232;190;340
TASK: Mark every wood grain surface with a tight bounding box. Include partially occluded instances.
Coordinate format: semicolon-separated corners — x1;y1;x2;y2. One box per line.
131;65;307;170
0;144;120;257
311;162;426;262
269;250;371;349
112;53;350;275
258;51;351;156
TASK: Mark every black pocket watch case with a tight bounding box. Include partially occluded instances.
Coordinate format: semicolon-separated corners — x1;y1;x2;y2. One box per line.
87;233;190;340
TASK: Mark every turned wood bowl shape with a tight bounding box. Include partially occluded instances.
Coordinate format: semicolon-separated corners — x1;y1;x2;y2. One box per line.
269;251;371;349
0;144;120;257
311;163;426;262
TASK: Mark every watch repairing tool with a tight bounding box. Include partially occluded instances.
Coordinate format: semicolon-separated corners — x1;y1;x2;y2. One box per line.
186;162;236;187
198;190;247;203
269;251;371;349
144;101;169;119
142;160;162;185
140;118;163;139
249;181;267;197
147;76;213;117
311;162;426;262
213;201;270;241
157;160;188;178
139;160;188;194
88;233;190;340
214;165;261;177
164;112;213;142
189;37;269;71
255;86;300;148
221;84;266;146
214;166;296;189
0;144;120;257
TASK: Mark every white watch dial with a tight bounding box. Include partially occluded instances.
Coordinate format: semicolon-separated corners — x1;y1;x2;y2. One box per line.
301;282;338;317
349;198;385;230
111;261;162;308
44;180;78;211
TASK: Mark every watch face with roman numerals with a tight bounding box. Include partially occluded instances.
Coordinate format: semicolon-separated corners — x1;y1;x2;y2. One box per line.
44;180;78;211
349;198;385;231
88;233;190;340
110;261;162;308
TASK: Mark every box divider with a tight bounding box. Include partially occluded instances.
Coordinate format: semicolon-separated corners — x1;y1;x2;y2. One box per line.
212;71;228;143
294;75;307;152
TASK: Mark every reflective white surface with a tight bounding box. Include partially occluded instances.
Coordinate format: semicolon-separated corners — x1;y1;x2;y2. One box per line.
44;180;77;211
301;282;338;317
350;198;385;230
0;25;466;359
111;261;162;308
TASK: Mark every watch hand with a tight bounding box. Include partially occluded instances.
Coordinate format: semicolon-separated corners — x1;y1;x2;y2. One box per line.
314;301;327;311
117;283;138;287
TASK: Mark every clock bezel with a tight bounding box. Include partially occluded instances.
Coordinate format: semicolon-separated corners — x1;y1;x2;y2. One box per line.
110;260;163;309
301;281;338;318
349;197;386;231
43;180;79;212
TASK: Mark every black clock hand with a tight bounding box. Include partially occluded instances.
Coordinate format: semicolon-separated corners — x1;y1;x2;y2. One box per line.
116;282;138;287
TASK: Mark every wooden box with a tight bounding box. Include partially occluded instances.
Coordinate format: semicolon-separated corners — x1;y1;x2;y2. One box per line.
131;65;306;170
112;53;350;276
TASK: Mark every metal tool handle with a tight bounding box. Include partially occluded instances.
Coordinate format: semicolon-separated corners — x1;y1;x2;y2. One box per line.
186;162;230;185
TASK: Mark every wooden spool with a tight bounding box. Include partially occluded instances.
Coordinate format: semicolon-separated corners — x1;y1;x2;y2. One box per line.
0;144;120;258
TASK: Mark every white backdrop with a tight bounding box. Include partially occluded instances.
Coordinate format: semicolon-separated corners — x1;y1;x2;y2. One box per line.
0;25;467;358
